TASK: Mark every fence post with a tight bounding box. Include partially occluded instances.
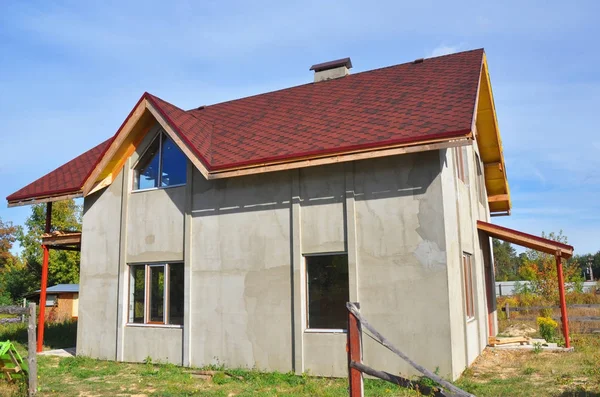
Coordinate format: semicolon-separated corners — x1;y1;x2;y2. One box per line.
347;302;363;397
505;302;510;319
28;303;37;397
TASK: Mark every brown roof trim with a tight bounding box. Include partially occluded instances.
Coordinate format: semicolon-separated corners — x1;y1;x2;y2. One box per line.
477;221;574;258
309;57;353;72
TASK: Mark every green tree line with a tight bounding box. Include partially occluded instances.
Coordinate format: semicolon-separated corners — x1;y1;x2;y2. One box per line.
493;232;599;283
0;200;81;304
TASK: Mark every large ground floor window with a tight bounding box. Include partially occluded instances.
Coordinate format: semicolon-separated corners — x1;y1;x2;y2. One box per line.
305;253;349;330
129;262;184;325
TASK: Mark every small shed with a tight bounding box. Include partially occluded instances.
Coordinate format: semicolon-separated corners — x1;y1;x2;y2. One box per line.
25;284;79;322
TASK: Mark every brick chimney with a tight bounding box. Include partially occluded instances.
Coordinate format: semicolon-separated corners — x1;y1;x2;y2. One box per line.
310;57;352;82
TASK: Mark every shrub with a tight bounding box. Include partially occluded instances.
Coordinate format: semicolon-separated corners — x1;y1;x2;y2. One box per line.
537;316;558;342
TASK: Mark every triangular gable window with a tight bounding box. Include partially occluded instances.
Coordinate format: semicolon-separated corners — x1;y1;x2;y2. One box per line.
133;131;187;190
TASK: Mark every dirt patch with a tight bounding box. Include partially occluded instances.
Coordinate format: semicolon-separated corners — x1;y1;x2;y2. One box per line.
502;323;537;337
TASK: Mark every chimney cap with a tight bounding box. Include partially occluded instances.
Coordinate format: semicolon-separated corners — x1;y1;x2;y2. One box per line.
309;57;352;72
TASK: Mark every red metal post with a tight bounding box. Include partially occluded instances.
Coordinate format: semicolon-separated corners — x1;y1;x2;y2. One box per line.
347;303;363;397
556;252;571;348
37;202;52;353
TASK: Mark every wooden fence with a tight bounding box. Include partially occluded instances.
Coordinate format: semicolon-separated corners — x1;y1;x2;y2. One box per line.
502;302;600;323
0;304;37;396
346;302;473;397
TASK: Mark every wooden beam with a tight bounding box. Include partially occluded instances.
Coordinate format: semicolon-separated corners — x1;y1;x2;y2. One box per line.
477;221;573;258
82;98;148;195
484;161;503;172
488;194;509;203
209;139;472;180
41;232;82;246
145;101;212;180
7;192;83;208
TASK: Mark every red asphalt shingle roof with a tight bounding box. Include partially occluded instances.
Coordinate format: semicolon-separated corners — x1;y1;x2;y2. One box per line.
7;49;484;203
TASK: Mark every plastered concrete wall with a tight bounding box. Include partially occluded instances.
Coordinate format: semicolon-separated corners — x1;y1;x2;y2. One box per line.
190;170;293;371
127;187;185;263
187;153;453;378
354;153;453;379
79;142;479;379
78;171;123;360
440;142;494;378
123;327;183;364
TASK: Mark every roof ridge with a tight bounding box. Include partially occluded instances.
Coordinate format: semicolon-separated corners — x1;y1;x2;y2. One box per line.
186;48;485;112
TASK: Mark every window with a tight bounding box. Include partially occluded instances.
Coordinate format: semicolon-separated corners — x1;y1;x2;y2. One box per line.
475;153;486;205
463;253;475;320
45;294;57;307
306;254;349;330
454;146;469;184
128;263;184;325
133;131;187;190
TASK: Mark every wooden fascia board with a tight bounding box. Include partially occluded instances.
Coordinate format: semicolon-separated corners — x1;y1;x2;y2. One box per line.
7;192;83;208
477;54;511;213
207;137;472;180
477;222;573;258
82;99;148;196
144;102;212;180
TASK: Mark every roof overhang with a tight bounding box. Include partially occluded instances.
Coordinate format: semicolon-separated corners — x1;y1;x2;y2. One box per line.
477;221;573;259
474;53;511;216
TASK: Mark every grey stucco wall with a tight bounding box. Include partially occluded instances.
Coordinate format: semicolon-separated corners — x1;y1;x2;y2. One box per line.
122;327;183;364
78;171;123;360
79;141;477;379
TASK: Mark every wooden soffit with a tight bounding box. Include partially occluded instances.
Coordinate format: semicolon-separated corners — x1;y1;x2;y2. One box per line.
474;53;511;216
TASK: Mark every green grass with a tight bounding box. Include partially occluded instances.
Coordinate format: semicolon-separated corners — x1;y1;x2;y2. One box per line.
1;320;599;396
34;357;420;397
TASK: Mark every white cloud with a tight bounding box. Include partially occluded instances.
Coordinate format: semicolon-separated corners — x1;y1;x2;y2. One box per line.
429;44;461;58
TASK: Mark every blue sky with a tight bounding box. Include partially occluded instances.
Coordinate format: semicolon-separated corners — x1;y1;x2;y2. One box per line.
1;1;598;255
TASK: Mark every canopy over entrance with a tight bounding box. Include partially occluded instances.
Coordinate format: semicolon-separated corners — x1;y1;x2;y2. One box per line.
477;220;575;348
477;221;573;258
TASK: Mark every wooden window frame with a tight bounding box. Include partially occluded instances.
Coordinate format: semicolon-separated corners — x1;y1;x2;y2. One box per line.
475;153;486;206
127;262;183;326
455;147;469;184
463;253;475;320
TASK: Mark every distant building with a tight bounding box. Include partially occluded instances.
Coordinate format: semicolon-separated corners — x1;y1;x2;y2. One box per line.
25;284;79;322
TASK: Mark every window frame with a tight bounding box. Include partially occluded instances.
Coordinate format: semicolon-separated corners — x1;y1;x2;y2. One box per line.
304;252;349;333
127;262;184;328
475;153;486;206
455;146;469;184
132;131;187;192
463;253;475;321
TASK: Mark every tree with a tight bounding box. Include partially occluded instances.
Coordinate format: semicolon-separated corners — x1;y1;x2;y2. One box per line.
0;217;20;269
18;200;82;288
521;231;583;303
0;217;23;303
493;239;520;281
570;251;600;281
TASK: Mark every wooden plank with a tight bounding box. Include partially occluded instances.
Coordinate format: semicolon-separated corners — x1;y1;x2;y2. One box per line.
28;303;37;397
347;303;363;397
145;101;212;181
502;304;600;312
7;192;83;208
210;139;471;180
477;221;574;258
484;162;503;172
488;194;510;203
82;98;148;195
350;361;443;397
0;306;27;315
515;316;600;322
346;303;474;397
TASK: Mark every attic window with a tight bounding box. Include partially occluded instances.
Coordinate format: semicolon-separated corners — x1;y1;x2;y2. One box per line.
133;131;187;190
